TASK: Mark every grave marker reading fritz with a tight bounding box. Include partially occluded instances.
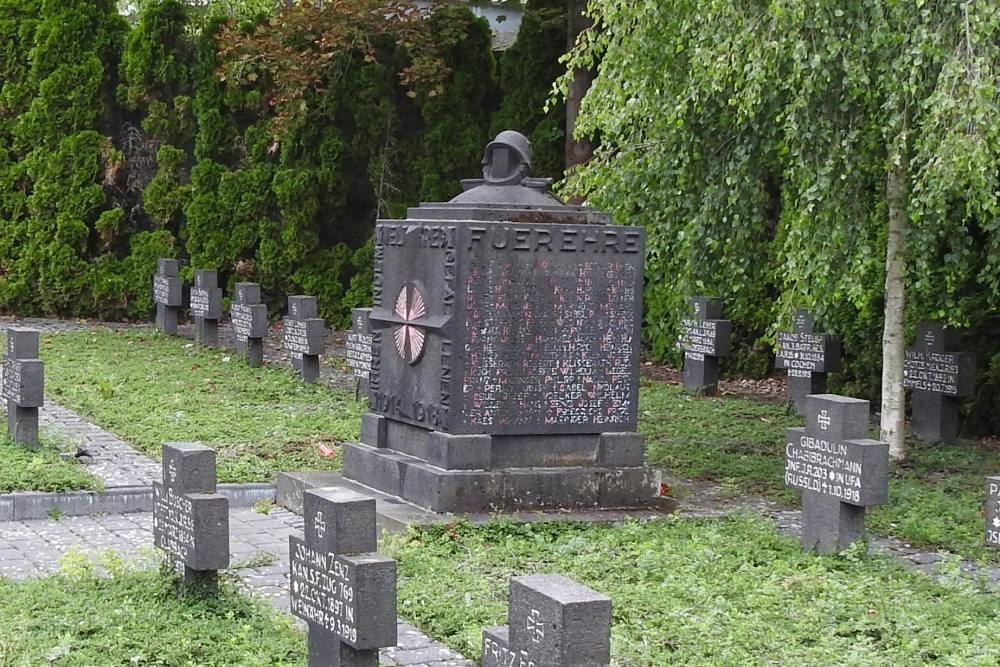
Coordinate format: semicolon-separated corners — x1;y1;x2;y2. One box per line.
230;283;267;367
903;321;975;442
190;269;223;347
776;309;840;415
676;296;731;395
153;442;229;594
342;131;662;513
2;328;43;447
153;258;183;335
283;295;325;383
289;488;396;667
784;394;889;553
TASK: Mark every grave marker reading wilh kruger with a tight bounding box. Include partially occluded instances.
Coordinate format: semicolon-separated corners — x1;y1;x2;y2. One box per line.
152;442;229;594
230;283;267;367
283;295;325;384
289;488;397;667
2;328;43;448
676;296;731;395
784;394;889;553
190;269;223;347
776;309;841;416
903;321;976;442
481;574;611;667
153;258;183;335
987;477;1000;549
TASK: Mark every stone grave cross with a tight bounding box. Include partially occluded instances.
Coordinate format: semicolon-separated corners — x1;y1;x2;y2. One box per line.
987;477;1000;549
903;321;976;442
776;309;841;415
677;296;731;394
152;442;229;594
345;308;373;398
230;283;267;367
153;258;183;335
190;269;223;347
784;394;889;553
289;488;397;667
2;328;43;448
283;295;325;383
481;574;612;667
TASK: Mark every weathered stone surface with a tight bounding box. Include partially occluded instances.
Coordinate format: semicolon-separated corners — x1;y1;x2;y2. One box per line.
3;329;43;447
676;296;731;395
283;295;324;383
346;308;373;396
776;309;841;415
903;322;976;442
191;270;223;347
153;258;183;335
231;282;267;367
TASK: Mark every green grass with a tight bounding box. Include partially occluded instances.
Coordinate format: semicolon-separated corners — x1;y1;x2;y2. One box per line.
40;329;363;484
0;429;101;493
0;552;304;665
640;381;1000;563
383;517;1000;667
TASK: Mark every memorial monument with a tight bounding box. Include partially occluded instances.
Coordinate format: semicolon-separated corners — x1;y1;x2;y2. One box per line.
776;308;841;415
230;283;267;367
190;269;223;347
283;295;325;383
341;131;661;513
903;321;975;442
676;296;731;394
153;258;183;335
2;328;43;447
345;308;373;397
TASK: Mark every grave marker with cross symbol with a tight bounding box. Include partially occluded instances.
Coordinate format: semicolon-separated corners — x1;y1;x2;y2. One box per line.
776;309;841;415
230;283;268;367
481;574;612;667
152;442;229;595
903;321;976;442
289;488;397;667
153;258;183;335
283;295;325;383
987;477;1000;549
345;308;373;398
784;394;889;553
2;328;43;448
676;296;731;395
190;269;223;347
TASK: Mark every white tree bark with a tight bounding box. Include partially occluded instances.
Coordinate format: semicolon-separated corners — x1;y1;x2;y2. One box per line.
881;158;907;460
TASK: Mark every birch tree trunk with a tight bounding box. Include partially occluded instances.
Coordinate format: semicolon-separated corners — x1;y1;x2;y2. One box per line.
881;157;908;460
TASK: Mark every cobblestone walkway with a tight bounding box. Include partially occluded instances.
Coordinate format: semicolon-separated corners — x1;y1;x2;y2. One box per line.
0;507;473;667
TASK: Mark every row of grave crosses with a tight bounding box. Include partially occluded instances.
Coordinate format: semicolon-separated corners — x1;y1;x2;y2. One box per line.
676;296;978;443
152;258;326;382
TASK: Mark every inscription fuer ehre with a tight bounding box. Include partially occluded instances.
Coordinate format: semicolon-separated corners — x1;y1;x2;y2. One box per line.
289;488;396;667
481;574;612;667
152;442;229;589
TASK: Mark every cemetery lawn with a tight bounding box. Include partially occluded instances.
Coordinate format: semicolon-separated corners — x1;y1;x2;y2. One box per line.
0;432;101;493
640;381;1000;563
39;329;362;484
384;516;1000;667
0;553;304;665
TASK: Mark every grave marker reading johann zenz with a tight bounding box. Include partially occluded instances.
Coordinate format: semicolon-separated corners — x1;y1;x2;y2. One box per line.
776;309;841;415
230;283;267;367
152;442;229;594
283;295;325;383
676;296;731;395
190;269;223;347
153;258;183;335
289;488;396;667
2;328;43;448
784;394;889;553
903;322;976;442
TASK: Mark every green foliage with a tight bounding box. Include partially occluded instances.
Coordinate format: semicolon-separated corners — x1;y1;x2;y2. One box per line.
0;553;305;664
563;0;1000;432
384;516;1000;666
41;328;362;483
0;429;101;493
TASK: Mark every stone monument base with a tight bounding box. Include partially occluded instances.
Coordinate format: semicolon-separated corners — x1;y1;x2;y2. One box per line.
339;413;664;514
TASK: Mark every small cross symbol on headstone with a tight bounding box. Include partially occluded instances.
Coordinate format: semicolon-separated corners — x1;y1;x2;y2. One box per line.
283;295;325;383
152;442;229;595
230;283;268;367
153;258;183;336
784;394;889;553
2;329;43;448
903;322;976;442
190;269;223;347
345;308;373;399
676;296;731;395
289;488;397;667
986;477;1000;549
776;309;841;416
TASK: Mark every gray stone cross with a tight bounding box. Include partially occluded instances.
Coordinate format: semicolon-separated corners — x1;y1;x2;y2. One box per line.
987;477;1000;549
152;442;229;594
153;258;183;335
2;329;43;448
481;574;612;667
784;394;889;553
345;308;373;398
903;321;976;442
677;296;731;394
283;295;325;383
776;309;841;415
289;488;397;667
190;269;223;347
230;283;267;367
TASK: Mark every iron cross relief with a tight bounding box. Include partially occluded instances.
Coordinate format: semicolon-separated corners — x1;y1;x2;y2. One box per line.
368;282;450;365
